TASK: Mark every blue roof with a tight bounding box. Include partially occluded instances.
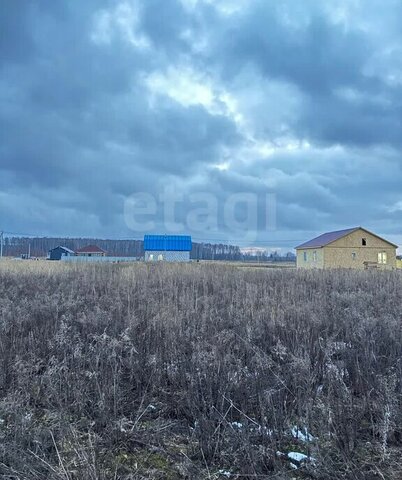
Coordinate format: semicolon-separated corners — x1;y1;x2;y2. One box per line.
296;227;359;249
144;235;192;251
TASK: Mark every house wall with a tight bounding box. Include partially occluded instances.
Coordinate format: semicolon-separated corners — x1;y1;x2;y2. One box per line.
145;251;190;262
296;247;324;269
49;248;63;261
323;229;396;269
397;259;402;269
49;247;74;260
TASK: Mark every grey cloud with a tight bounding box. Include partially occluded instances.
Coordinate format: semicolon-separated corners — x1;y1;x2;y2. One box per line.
208;1;370;93
140;0;191;51
0;0;37;67
203;1;402;151
0;0;401;246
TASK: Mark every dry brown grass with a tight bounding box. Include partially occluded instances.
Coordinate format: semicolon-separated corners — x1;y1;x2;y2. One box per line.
0;261;401;479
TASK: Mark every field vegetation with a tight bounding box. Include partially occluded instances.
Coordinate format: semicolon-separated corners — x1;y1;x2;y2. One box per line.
0;261;401;479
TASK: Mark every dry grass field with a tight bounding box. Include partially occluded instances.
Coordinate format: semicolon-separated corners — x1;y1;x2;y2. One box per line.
0;260;401;479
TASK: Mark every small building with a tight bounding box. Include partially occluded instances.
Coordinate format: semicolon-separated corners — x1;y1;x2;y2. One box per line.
296;227;397;270
48;246;75;261
75;245;107;257
144;235;192;262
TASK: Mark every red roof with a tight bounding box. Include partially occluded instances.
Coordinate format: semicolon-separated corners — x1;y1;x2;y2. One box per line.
75;245;106;254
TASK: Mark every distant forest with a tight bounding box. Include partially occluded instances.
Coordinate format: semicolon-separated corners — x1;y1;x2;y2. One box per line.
1;237;236;261
2;237;296;261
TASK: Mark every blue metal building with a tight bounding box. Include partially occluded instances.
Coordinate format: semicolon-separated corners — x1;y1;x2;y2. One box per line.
143;235;192;262
48;246;75;260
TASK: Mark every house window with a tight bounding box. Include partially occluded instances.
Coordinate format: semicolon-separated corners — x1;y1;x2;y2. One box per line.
313;251;317;262
303;251;307;262
158;254;164;261
362;238;367;246
352;252;356;260
378;252;387;264
149;254;154;261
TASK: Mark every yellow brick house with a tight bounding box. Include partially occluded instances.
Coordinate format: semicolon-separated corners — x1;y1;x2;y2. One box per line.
296;227;397;270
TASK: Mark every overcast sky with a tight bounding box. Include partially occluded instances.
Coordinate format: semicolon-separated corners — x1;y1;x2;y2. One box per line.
1;0;402;248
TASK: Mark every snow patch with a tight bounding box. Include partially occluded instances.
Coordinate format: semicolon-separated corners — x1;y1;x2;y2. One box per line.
288;451;316;464
218;470;232;478
291;426;315;442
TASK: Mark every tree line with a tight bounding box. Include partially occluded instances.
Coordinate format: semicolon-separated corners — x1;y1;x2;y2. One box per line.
3;236;244;261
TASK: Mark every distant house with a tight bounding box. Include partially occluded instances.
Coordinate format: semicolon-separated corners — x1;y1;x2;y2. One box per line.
48;246;75;261
397;256;402;269
75;245;107;257
144;235;192;262
296;227;397;270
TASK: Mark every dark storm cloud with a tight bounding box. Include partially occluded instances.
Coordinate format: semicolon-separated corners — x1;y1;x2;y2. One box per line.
206;0;402;152
215;3;369;94
298;93;402;148
0;0;240;236
0;0;401;245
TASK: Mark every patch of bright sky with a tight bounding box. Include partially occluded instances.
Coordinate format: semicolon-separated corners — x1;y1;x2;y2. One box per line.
180;28;209;54
322;0;361;29
145;61;316;177
252;139;311;158
146;67;215;110
389;200;402;213
145;63;316;167
145;66;245;126
213;161;230;171
179;0;249;15
91;1;150;49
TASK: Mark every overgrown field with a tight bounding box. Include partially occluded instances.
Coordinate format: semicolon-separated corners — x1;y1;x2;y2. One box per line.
0;261;401;479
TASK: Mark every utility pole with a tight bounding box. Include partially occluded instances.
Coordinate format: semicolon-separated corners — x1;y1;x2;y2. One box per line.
0;231;3;259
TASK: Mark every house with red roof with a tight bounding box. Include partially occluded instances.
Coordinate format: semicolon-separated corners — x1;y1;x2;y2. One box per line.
75;245;107;257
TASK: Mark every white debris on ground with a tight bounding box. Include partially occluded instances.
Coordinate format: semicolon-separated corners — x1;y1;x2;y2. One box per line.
277;449;316;467
230;421;243;429
254;425;273;436
328;341;351;354
218;470;232;478
291;426;315;442
227;421;274;436
288;452;316;464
